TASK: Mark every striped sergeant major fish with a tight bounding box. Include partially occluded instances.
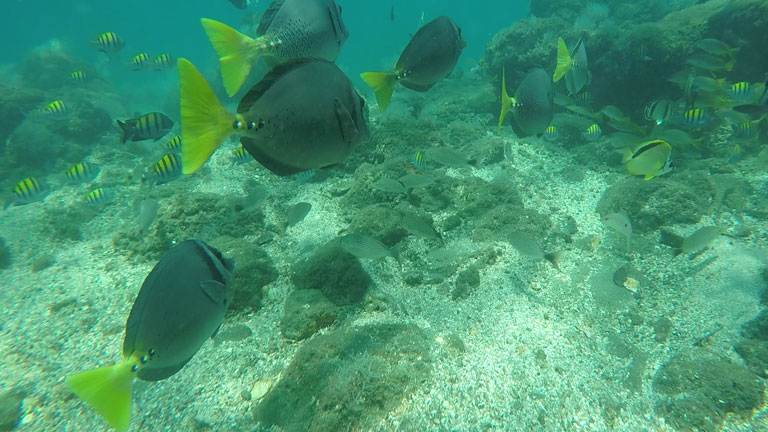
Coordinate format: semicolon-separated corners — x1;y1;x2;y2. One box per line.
64;162;99;183
71;71;87;82
147;153;182;185
153;54;174;70
92;32;125;54
117;112;174;144
41;100;68;116
3;177;50;209
130;53;152;70
85;188;115;205
165;135;182;152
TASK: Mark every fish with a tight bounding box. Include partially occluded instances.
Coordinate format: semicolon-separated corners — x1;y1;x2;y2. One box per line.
544;125;559;142
3;177;49;210
498;67;554;136
85;187;115;205
286;202;312;228
727;143;742;163
136;198;159;235
92;32;125;54
372;178;406;194
360;16;465;111
117;112;174;144
425;147;468;168
296;169;316;183
70;71;87;82
678;226;721;255
179;58;369;176
401;212;441;241
583;123;601;141
690;75;726;95
153;54;174;70
553;37;590;95
201;0;348;96
574;90;592;106
65;239;233;432
622;139;673;180
637;43;651;61
644;100;672;125
41;100;68;116
130;53;151;70
64;161;99;183
411;151;426;170
599;105;629;122
601;213;631;249
398;173;434;189
686;52;733;73
227;0;248;8
676;108;710;128
731;120;758;139
231;144;254;165
508;231;560;270
147;153;182;185
729;82;753;100
165;135;182;153
340;233;395;260
390;5;395;21
694;38;739;59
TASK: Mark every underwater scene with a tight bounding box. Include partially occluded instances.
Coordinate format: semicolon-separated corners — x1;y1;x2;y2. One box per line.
1;0;768;431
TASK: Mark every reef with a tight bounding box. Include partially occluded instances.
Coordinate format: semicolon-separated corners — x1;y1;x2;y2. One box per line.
280;289;338;341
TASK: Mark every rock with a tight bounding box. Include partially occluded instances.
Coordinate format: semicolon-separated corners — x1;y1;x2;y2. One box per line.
0;387;24;432
0;238;10;269
452;265;481;300
280;289;338;341
292;239;371;306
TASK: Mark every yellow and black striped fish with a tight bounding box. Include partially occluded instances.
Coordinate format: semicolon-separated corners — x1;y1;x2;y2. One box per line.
92;32;125;54
42;100;68;116
154;54;174;70
678;108;710;127
85;188;114;205
231;144;252;165
729;81;753;100
4;177;49;209
64;162;99;183
130;53;151;70
583;123;601;141
150;153;182;184
117;112;174;143
70;71;87;82
165;135;182;152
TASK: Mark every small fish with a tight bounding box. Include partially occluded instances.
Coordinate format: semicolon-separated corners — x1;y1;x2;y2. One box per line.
508;231;560;270
544;125;559;142
148;153;182;185
41;100;68;116
583;123;601;141
401;212;441;241
398;173;434;189
731;120;758;139
360;16;466;111
644;99;672;125
411;151;426;170
296;169;316;183
231;144;253;165
678;226;721;255
677;108;709;128
390;5;395;21
340;233;395;260
372;178;406;194
602;213;631;249
574;90;592;106
65;239;233;432
694;38;739;59
85;187;115;205
622;139;673;180
498;67;554;136
502;140;513;161
599;105;627;122
92;32;125;54
727;144;742;163
729;82;753;100
690;75;726;94
70;71;87;82
117;112;174;144
686;52;733;73
425;147;468;168
153;54;174;70
136;198;159;235
64;161;99;183
286;202;312;228
4;177;49;209
165;135;182;152
637;44;651;61
130;53;152;70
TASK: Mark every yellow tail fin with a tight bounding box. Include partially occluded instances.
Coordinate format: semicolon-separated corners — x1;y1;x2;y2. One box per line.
553;37;572;82
65;359;136;432
201;18;260;97
360;72;398;111
498;68;515;133
178;58;237;175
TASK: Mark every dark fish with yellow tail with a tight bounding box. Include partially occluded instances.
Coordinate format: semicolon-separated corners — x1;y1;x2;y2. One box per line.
117;112;174;144
147;153;182;185
553;37;589;95
92;32;125;54
178;57;368;176
3;177;49;210
64;161;99;183
498;67;554;136
201;0;348;96
622;139;673;180
65;239;233;432
360;16;465;111
130;53;151;70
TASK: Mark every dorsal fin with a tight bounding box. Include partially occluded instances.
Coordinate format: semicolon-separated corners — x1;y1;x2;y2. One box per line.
256;0;287;35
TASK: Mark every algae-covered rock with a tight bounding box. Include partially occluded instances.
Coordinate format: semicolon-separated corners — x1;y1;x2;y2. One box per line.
0;83;44;157
734;310;768;378
214;236;277;312
653;347;765;432
280;289;338;341
254;322;432;432
347;204;407;247
452;264;481;300
0;387;25;432
0;238;10;269
292;239;371;306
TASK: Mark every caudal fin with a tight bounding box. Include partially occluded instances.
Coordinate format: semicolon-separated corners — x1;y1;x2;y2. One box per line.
116;120;131;144
360;72;398;111
553;38;572;82
178;58;237;174
65;359;136;432
200;18;259;97
498;68;515;132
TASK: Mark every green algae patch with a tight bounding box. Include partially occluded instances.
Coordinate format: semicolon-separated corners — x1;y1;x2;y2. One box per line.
653;348;765;432
254;323;432;432
292;239;371;306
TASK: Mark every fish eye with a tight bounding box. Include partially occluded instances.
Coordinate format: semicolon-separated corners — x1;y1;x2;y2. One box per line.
247;121;256;130
233;120;242;130
131;365;138;372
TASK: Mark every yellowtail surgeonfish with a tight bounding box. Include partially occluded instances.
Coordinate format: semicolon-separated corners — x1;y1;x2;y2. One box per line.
92;32;125;55
498;67;554;136
117;112;174;143
622;140;673;180
64;161;99;183
3;177;49;210
201;0;348;96
553;37;590;95
66;239;233;432
360;16;465;111
179;57;368;176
